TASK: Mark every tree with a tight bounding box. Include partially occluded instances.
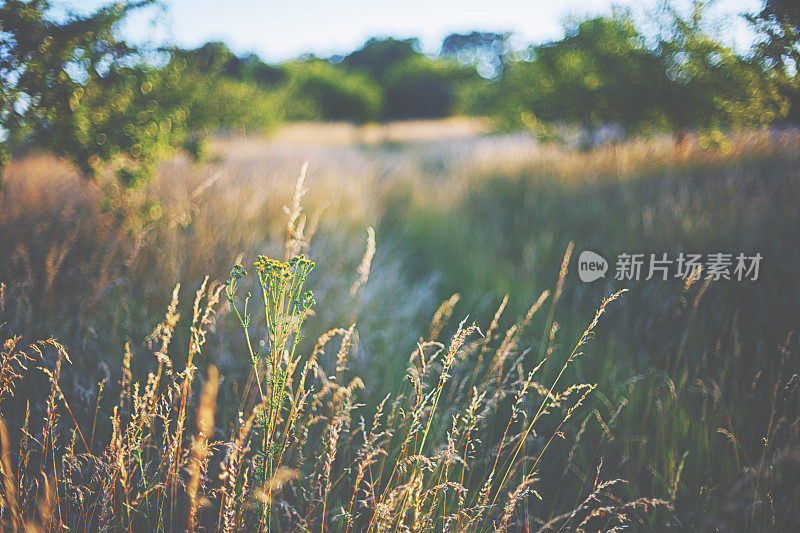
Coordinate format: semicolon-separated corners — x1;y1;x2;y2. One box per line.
656;2;788;138
173;43;285;87
342;37;421;83
482;8;787;142
383;56;475;119
342;36;477;120
167;44;284;133
441;31;510;78
0;0;190;187
180;41;235;73
494;15;668;136
234;53;285;87
748;0;800;75
748;0;800;121
282;60;382;123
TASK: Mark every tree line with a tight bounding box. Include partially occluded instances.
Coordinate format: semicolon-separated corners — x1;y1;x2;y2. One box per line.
1;0;799;187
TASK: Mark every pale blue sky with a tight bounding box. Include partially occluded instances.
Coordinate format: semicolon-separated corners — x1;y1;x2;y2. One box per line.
55;0;763;61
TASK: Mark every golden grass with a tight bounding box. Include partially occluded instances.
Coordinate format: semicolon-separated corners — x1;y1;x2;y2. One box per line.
0;167;673;531
1;125;799;530
268;118;491;145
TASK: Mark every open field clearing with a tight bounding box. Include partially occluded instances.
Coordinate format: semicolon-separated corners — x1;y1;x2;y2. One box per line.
1;127;800;530
4;0;800;528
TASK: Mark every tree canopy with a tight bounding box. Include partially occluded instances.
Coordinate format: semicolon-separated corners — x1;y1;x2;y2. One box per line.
0;0;183;186
1;0;797;187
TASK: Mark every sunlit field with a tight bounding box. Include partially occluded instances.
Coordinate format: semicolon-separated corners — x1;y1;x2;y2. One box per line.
1;123;800;530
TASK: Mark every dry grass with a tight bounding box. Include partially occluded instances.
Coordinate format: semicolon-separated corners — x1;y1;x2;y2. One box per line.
269;118;491;145
1;125;799;530
0;175;667;531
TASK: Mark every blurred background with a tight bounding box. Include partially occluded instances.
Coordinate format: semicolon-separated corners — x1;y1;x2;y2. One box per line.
2;0;800;529
7;0;796;162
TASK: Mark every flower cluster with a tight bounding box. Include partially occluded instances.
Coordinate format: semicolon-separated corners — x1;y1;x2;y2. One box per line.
289;254;315;269
225;264;249;304
226;253;318;519
230;264;247;280
300;290;315;309
254;255;291;280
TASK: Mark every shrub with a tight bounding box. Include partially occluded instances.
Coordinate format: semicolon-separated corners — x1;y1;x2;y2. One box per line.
282;60;383;123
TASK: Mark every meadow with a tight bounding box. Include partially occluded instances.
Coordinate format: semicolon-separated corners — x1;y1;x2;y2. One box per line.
1;121;799;531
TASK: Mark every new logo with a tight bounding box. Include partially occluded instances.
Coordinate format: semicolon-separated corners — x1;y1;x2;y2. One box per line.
578;250;608;282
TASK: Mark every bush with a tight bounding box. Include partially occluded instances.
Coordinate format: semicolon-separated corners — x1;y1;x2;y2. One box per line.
0;0;189;188
383;57;476;120
282;60;383;123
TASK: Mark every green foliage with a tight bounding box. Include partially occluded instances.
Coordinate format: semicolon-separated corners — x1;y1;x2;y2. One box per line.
162;44;285;133
343;37;421;83
748;0;800;121
282;59;382;122
748;0;800;77
163;57;285;133
656;2;789;134
383;56;476;120
472;8;789;139
2;0;797;191
441;31;510;78
0;4;285;189
342;38;477;120
229;53;286;87
0;0;189;187
503;15;669;134
225;254;315;530
75;65;190;188
182;134;210;162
